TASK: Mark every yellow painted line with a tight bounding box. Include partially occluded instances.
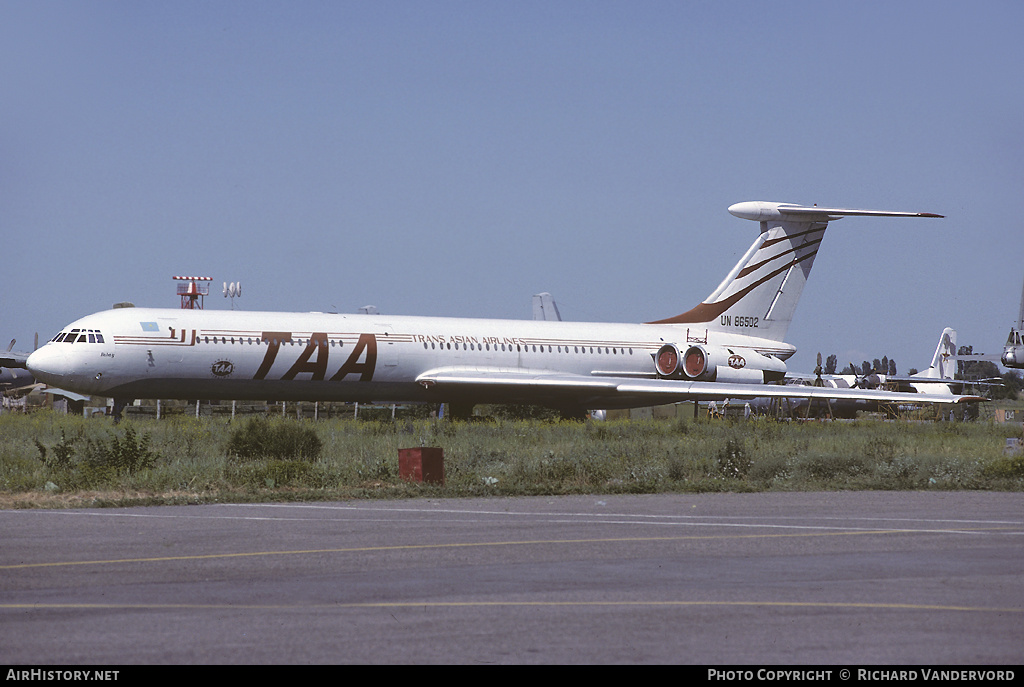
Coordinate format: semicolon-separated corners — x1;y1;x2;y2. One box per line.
1;601;1020;613
0;529;909;570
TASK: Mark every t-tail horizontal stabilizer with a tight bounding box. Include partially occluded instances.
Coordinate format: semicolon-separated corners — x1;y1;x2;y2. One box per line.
726;202;943;222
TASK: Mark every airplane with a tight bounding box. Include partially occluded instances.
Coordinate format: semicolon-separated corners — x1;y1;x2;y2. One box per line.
0;339;30;369
25;201;986;420
1;366;35;397
789;330;952;390
771;328;995;418
811;329;970;392
1;340;35;396
956;274;1024;370
1000;274;1024;368
1;338;90;409
903;328;973;394
879;328;1002;395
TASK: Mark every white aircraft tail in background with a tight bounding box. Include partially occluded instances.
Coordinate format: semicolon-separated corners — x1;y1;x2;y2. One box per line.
910;327;958;384
853;327;999;397
532;293;562;322
902;327;994;398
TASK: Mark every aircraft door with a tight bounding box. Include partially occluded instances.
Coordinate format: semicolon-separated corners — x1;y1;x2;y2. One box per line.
379;329;399;376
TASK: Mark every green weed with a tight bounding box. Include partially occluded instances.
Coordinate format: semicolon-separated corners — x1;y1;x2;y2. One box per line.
226;417;323;462
0;410;1021;507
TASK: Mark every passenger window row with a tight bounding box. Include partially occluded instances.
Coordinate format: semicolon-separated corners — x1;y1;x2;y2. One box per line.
421;341;634;355
201;336;344;347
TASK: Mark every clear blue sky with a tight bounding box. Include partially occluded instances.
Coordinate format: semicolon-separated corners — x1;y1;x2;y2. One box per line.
3;1;1022;375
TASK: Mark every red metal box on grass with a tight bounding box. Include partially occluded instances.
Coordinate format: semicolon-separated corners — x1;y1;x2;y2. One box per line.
398;447;445;485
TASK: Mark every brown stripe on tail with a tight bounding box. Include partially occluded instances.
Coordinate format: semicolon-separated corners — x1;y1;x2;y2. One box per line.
646;249;818;325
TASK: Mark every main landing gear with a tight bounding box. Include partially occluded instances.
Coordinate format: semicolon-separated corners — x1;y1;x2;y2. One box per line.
111;398;134;424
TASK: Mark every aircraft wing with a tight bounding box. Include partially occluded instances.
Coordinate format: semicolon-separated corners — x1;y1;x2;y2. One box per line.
899;375;1003;387
950;354;1003;363
415;368;986;407
35;387;90;402
0;350;29;369
0;379;91;402
1;368;37;396
785;372;1002;391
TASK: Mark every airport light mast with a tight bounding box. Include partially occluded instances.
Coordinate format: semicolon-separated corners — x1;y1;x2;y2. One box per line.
173;276;212;309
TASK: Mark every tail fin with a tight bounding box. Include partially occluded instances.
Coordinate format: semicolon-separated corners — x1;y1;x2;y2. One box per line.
648;202;942;342
532;292;562;321
912;328;957;380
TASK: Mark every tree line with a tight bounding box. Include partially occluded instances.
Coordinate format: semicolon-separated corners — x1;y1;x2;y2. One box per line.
822;354;897;376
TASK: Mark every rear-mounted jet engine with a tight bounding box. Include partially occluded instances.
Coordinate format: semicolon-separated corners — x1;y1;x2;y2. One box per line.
655;343;786;384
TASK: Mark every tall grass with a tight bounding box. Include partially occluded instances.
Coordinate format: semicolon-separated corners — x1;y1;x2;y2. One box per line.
1;411;1022;507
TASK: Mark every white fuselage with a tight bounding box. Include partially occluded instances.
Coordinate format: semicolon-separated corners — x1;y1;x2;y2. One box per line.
26;306;794;410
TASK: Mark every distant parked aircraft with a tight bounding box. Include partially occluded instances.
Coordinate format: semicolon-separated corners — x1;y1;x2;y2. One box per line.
1001;275;1024;368
532;292;562;322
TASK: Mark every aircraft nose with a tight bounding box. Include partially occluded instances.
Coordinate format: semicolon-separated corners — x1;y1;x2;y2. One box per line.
26;346;71;384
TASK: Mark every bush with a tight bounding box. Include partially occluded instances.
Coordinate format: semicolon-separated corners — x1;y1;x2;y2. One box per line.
78;426;160;486
35;429;78;471
793;452;869;483
981;454;1024;480
748;453;790;485
717;439;751;478
483;404;562;421
226;418;323;462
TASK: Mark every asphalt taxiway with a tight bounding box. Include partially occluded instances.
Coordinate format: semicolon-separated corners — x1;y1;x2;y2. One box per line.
1;491;1021;664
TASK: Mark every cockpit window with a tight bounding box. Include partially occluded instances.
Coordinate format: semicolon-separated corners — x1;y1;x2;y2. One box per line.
56;328;105;344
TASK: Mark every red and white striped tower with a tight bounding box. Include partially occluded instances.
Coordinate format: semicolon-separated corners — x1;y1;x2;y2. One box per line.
173;276;212;309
